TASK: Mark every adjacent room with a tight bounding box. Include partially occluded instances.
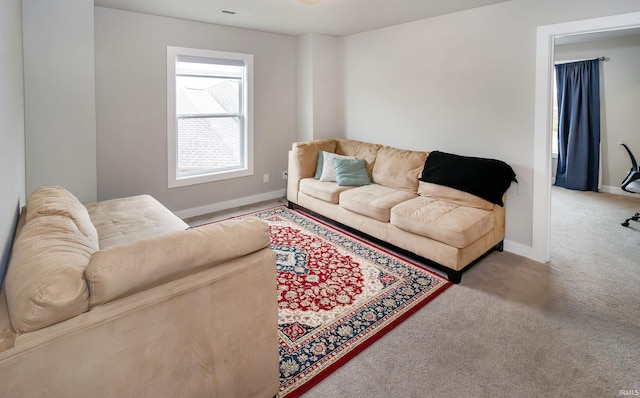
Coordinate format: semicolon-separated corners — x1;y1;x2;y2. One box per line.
1;0;639;397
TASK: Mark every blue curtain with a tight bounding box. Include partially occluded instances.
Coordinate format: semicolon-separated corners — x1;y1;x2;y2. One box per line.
554;59;601;191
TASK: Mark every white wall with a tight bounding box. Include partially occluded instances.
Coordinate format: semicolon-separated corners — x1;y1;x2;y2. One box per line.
22;0;97;203
94;8;297;215
0;0;26;285
341;0;640;252
297;34;314;142
297;34;345;141
311;34;344;139
555;35;640;193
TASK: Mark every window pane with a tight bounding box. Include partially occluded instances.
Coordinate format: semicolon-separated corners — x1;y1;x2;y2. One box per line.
176;59;243;78
177;116;241;175
176;76;240;115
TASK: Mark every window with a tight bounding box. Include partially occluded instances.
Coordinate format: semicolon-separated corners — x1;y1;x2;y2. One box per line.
167;46;253;187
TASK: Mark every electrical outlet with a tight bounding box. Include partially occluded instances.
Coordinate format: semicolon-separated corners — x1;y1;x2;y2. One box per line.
282;171;288;180
263;173;269;183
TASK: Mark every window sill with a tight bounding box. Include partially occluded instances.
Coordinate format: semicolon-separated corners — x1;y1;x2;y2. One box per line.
169;168;253;188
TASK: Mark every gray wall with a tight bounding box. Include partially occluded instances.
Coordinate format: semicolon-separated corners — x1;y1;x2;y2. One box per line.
7;0;640;268
296;33;345;142
555;34;640;193
340;0;640;251
94;7;297;215
297;34;314;142
0;0;26;285
22;0;97;203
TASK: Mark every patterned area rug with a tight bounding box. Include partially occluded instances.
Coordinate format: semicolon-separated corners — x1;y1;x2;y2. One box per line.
242;206;451;397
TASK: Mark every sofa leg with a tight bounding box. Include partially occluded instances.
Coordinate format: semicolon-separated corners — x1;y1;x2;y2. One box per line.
287;201;295;210
447;271;462;284
495;241;504;252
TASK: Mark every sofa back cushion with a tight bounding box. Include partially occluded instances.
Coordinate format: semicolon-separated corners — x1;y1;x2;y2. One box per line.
335;139;382;177
26;186;99;249
372;146;428;192
4;215;93;333
85;217;271;308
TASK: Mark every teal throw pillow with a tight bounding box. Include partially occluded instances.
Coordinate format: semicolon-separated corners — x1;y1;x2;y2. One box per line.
333;158;371;186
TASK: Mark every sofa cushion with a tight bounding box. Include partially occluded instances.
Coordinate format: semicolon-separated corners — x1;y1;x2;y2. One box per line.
85;195;188;249
391;196;494;248
4;215;93;333
418;181;495;211
334;158;371;187
85;217;271;307
299;178;354;204
339;184;417;222
371;146;428;193
26;186;99;250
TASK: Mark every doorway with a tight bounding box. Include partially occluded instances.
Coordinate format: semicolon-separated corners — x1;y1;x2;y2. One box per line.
533;11;640;263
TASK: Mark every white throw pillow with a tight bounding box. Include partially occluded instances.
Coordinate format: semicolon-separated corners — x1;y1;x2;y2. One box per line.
319;152;356;182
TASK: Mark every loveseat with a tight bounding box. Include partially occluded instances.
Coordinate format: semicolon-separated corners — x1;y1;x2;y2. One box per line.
287;139;516;283
0;186;279;397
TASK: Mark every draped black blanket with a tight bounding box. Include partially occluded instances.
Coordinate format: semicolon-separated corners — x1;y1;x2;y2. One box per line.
419;151;517;206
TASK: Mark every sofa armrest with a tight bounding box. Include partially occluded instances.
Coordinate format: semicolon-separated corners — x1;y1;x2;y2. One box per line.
287;139;337;204
85;217;271;307
290;139;337;180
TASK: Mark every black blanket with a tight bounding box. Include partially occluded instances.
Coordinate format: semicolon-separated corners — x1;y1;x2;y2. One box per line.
419;151;517;206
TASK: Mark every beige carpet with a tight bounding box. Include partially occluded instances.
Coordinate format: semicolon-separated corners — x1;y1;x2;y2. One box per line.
298;187;640;397
186;190;640;397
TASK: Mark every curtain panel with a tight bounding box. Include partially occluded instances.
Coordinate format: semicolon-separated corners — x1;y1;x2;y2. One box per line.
554;59;601;192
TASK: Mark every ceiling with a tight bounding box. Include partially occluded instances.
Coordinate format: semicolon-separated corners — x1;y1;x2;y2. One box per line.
94;0;510;37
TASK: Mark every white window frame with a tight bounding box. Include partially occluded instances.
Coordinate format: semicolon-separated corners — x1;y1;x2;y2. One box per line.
167;46;253;188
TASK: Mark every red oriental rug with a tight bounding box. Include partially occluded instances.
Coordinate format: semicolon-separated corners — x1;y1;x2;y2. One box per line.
241;206;451;397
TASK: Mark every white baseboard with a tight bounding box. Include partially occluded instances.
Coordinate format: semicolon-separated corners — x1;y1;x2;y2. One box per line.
503;239;537;262
174;189;286;219
599;184;639;198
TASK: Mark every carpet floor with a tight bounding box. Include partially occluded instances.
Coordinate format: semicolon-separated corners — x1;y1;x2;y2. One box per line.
186;188;640;397
301;187;640;397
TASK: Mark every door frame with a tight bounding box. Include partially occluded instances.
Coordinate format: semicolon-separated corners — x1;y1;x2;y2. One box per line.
532;11;640;262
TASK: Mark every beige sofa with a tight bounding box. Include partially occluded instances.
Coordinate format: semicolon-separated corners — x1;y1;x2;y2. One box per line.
287;139;515;283
0;186;279;398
